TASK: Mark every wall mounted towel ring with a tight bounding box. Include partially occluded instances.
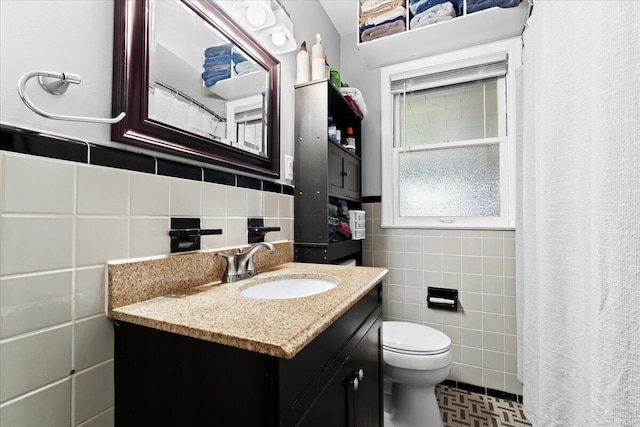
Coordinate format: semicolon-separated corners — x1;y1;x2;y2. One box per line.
17;70;126;124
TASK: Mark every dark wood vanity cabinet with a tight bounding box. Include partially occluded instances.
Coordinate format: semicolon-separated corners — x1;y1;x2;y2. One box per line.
113;284;383;427
297;314;382;427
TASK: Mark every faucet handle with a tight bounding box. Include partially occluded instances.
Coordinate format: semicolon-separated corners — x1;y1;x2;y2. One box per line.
237;242;276;276
215;253;239;282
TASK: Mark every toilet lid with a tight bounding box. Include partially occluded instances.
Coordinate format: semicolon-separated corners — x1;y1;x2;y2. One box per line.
383;321;451;355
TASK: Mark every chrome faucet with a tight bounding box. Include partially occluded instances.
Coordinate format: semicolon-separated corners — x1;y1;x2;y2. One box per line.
216;242;276;283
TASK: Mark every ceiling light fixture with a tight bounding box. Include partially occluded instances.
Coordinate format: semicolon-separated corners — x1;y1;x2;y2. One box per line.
258;6;296;54
231;1;276;32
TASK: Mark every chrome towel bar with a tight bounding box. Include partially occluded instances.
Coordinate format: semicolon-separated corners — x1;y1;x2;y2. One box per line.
17;70;126;124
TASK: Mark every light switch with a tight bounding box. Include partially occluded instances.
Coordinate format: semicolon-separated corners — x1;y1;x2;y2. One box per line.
285;155;294;180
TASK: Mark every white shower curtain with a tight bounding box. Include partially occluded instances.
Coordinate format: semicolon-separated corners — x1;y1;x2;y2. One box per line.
516;1;640;425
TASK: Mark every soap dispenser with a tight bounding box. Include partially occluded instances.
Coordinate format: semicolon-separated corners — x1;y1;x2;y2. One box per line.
311;33;325;81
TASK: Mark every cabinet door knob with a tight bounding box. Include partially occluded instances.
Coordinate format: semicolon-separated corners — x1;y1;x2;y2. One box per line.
357;368;364;382
341;171;351;177
350;377;359;391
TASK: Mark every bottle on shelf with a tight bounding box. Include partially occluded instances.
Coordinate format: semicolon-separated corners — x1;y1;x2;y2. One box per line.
345;127;356;153
328;115;337;143
311;33;325;81
330;67;340;88
296;41;310;84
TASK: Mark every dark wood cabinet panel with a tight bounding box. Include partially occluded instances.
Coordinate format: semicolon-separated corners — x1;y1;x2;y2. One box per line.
328;142;361;201
294;79;363;264
114;284;382;427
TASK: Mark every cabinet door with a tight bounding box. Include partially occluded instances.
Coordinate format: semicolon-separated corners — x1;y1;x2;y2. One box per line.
298;361;352;427
352;316;383;427
328;143;361;201
329;143;345;193
342;155;361;201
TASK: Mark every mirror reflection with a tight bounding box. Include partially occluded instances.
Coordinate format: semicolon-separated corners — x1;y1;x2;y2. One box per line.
148;0;270;158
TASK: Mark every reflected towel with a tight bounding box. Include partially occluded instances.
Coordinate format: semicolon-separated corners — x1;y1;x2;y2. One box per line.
234;61;261;76
231;50;247;64
203;64;230;73
467;0;521;13
203;55;231;67
410;1;455;29
204;43;232;58
340;87;368;118
201;68;231;87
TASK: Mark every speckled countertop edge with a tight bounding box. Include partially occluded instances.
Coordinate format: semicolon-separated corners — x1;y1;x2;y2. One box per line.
108;262;388;359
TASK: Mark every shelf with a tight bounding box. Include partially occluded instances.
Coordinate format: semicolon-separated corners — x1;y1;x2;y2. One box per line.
328;138;360;160
357;1;530;69
207;70;267;100
294;240;362;263
295;79;364;124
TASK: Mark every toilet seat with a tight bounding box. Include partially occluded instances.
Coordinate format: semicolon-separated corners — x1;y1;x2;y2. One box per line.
383;321;451;354
383;321;452;371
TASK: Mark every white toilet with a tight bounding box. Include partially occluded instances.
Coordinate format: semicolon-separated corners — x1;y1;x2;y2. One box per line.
383;321;452;427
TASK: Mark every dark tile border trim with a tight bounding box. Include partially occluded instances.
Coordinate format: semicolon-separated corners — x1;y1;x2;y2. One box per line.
0;125;88;163
263;181;282;194
283;185;295;196
204;168;236;186
440;380;522;403
362;196;381;203
0;124;294;194
90;144;155;174
158;159;202;181
237;175;262;190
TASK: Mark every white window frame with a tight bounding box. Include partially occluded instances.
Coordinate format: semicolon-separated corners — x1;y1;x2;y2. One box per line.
380;38;521;229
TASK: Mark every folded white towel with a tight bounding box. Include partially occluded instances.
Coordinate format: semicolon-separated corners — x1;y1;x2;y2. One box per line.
410;2;455;29
341;87;368;118
361;0;400;14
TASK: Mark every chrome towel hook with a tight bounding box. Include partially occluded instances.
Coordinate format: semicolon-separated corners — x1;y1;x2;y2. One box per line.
17;70;126;124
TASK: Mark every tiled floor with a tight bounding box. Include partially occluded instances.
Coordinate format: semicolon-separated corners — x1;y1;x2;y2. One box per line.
436;385;532;427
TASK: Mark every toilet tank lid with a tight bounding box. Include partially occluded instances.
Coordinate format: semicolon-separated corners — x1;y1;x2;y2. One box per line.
383;321;451;354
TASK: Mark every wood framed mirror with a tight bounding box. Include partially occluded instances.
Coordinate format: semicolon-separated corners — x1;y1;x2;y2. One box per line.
112;0;281;177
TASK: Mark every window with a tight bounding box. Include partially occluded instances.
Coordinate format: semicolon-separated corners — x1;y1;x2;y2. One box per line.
381;40;520;229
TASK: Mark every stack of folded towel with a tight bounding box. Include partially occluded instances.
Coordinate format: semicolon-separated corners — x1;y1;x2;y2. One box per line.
408;0;463;29
466;0;521;14
230;50;262;76
359;0;407;43
202;43;232;87
201;44;262;87
328;199;352;243
340;87;368;119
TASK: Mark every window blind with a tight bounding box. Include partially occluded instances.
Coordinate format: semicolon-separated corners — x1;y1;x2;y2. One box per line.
390;55;508;94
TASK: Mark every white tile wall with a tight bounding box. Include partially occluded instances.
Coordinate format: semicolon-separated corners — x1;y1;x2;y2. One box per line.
0;379;72;427
363;202;522;395
73;361;114;426
0;325;72;402
130;172;170;216
0;270;72;338
0;152;295;425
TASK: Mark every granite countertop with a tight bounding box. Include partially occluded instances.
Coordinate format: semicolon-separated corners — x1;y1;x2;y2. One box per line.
108;262;388;359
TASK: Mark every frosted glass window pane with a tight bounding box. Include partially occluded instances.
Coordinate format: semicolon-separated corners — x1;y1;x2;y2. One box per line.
399;145;500;217
397;80;498;147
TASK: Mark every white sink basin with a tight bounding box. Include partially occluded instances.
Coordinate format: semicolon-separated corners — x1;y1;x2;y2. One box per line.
240;278;337;300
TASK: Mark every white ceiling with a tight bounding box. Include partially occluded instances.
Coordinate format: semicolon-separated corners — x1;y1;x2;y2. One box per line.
319;0;358;36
